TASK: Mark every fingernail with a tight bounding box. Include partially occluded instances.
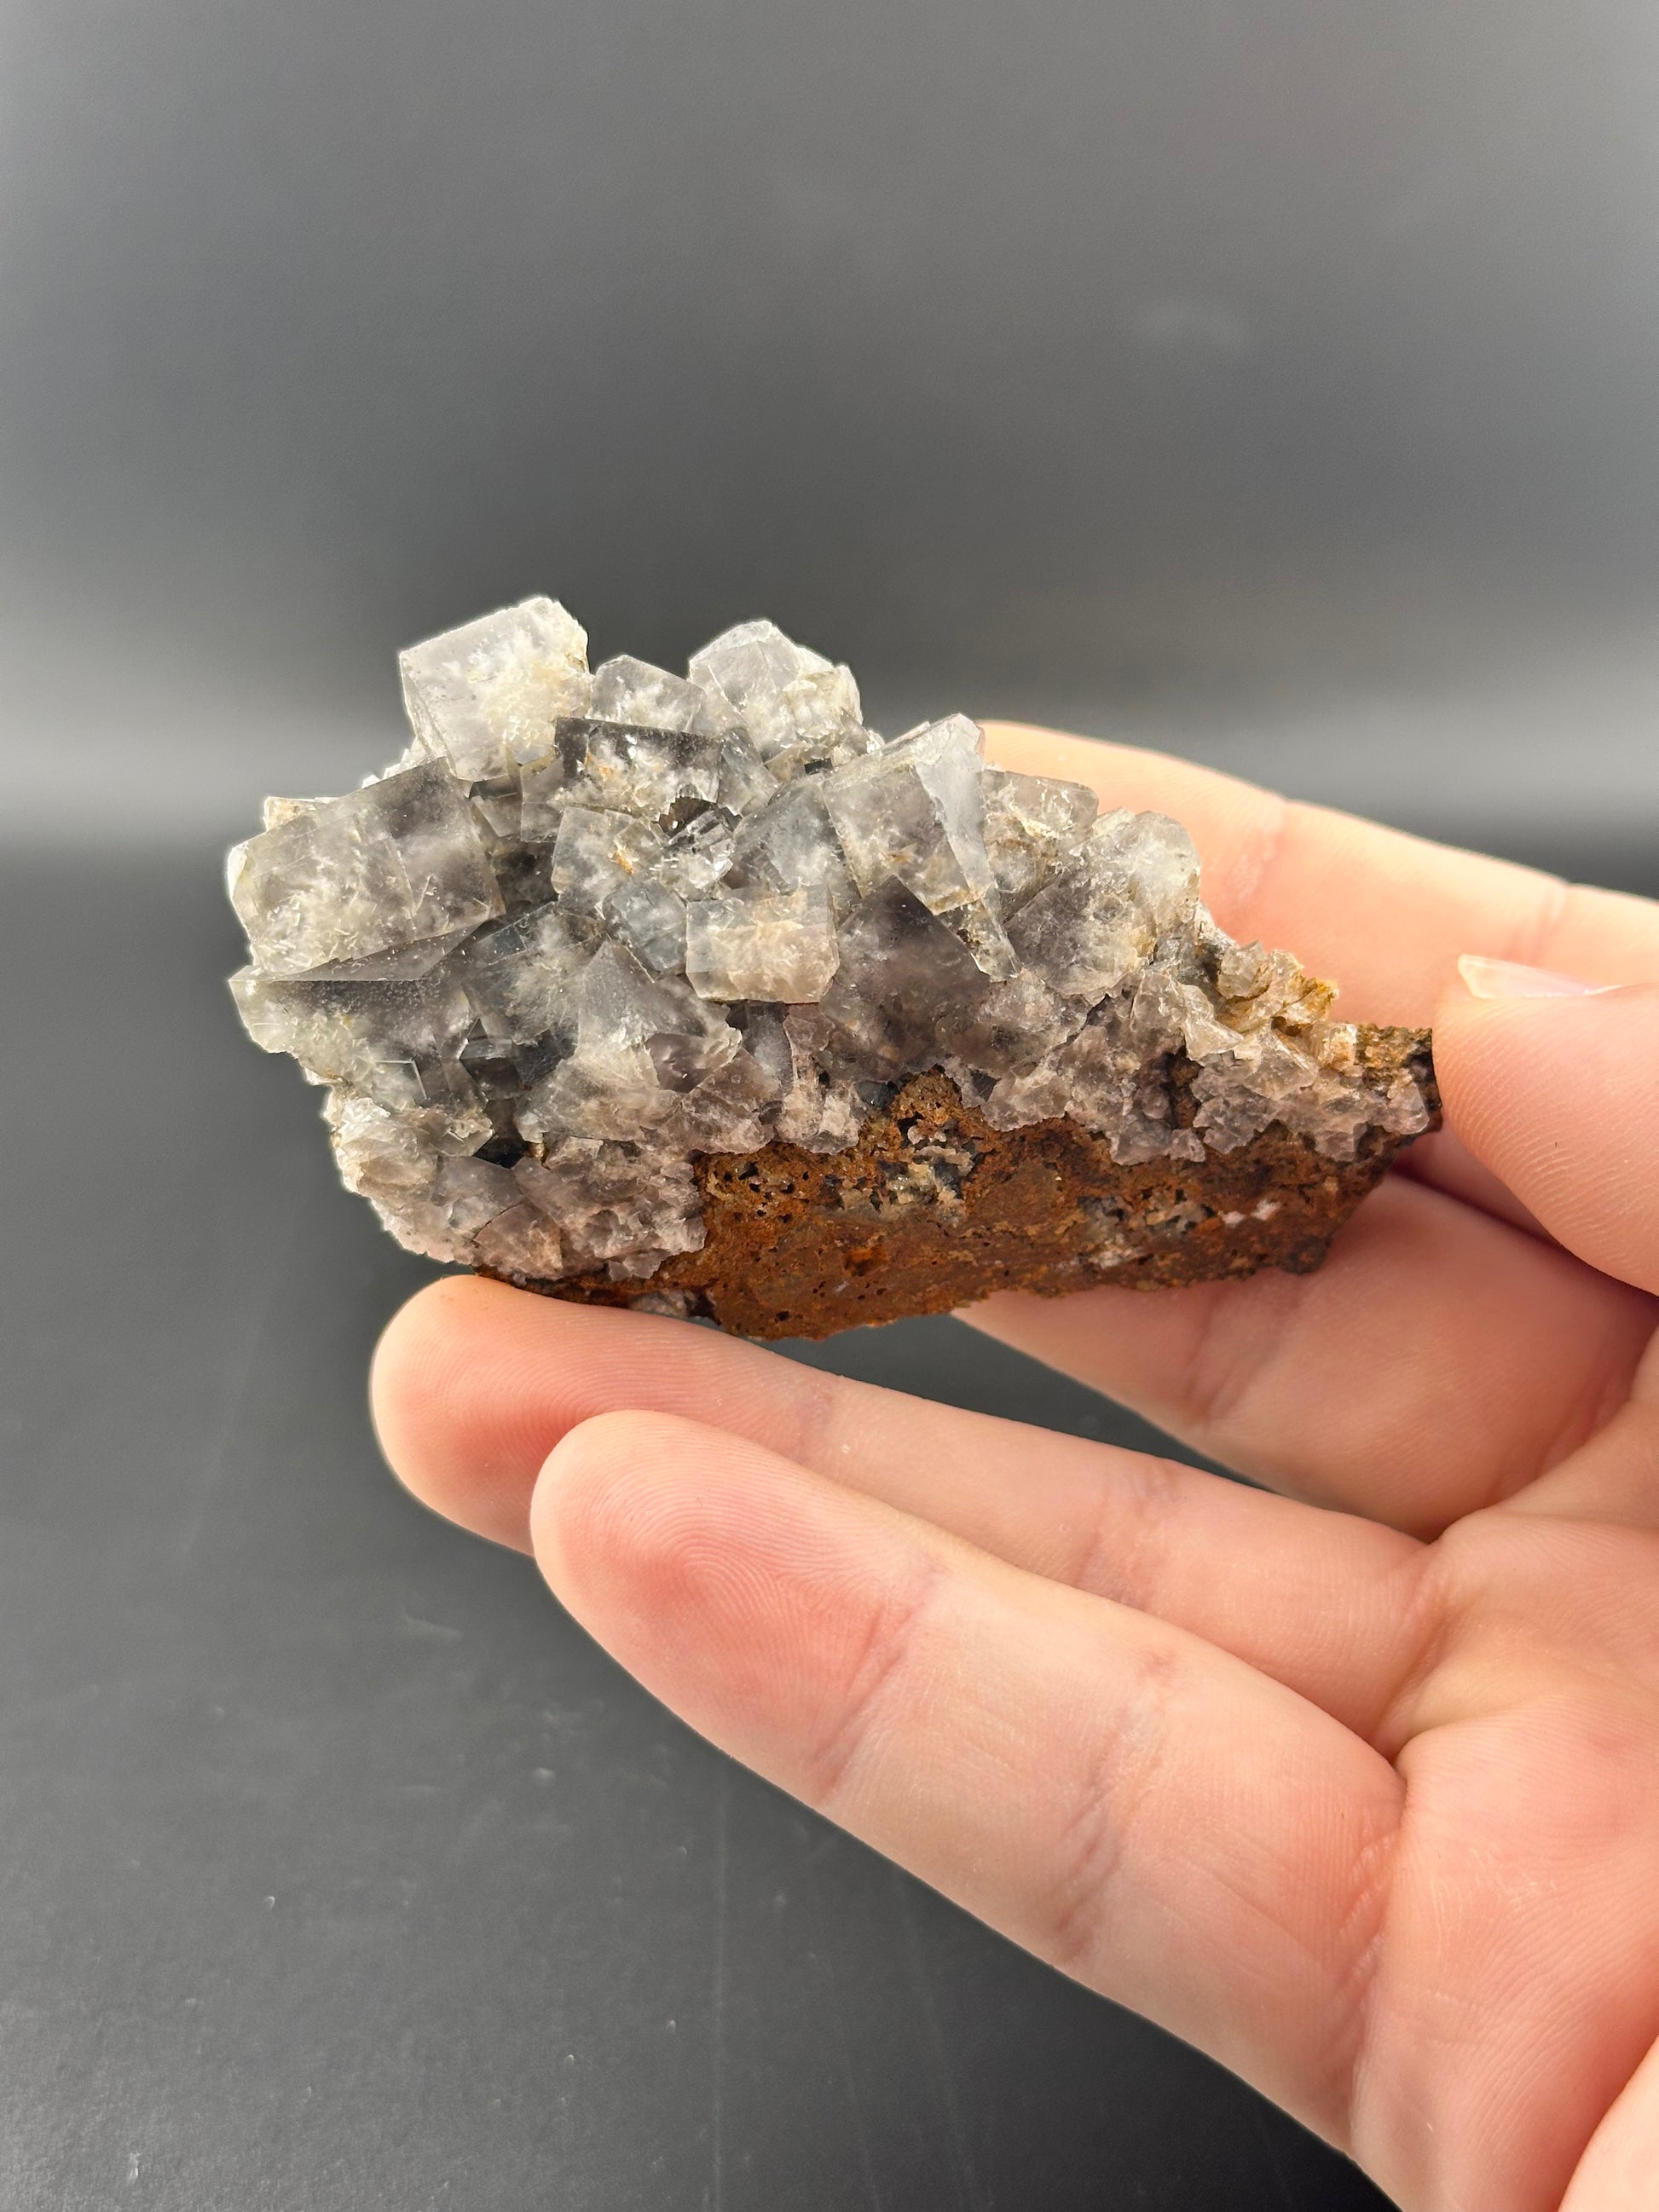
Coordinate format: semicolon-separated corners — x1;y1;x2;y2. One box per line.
1457;955;1615;1000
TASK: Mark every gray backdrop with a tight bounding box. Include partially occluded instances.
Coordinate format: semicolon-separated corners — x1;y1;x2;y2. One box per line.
3;2;1656;2206
5;0;1659;844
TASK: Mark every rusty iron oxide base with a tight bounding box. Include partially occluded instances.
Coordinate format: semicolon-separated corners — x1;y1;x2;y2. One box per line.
481;1027;1437;1340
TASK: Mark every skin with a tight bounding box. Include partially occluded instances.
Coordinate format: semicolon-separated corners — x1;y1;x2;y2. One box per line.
372;725;1659;2212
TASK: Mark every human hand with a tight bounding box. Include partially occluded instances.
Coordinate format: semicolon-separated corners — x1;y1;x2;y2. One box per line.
373;727;1659;2212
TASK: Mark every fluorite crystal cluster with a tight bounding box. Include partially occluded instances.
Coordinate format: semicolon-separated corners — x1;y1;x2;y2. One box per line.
228;598;1433;1324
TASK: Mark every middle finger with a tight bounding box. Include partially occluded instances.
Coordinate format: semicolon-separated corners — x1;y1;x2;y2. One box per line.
373;1277;1430;1736
968;1172;1657;1534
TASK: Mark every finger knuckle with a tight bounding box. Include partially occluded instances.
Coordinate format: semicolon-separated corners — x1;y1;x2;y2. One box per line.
802;1559;944;1815
1034;1647;1177;1976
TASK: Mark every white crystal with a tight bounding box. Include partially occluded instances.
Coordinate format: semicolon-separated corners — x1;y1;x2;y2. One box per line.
400;598;590;783
685;890;840;1003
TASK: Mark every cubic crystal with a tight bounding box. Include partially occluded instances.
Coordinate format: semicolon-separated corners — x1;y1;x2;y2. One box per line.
228;764;502;979
400;598;590;783
228;598;1434;1297
685;890;840;1003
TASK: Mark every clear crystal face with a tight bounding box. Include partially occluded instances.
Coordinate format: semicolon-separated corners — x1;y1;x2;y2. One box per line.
228;598;1431;1287
228;764;503;979
685;890;840;1003
399;597;590;783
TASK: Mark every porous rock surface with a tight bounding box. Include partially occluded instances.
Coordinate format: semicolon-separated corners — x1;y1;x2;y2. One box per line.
227;598;1437;1337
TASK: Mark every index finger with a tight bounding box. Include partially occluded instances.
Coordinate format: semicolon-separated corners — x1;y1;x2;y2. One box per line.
983;723;1659;1025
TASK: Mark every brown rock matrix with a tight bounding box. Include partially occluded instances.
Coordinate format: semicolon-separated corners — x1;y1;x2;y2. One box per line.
498;1031;1438;1339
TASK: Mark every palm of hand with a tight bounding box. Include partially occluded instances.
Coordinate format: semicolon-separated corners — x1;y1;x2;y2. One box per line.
374;729;1659;2211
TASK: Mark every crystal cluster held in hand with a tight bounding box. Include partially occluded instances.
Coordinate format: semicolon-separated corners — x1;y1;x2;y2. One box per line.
228;599;1431;1298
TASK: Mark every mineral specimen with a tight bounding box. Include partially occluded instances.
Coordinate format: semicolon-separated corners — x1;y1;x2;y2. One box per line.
228;599;1437;1337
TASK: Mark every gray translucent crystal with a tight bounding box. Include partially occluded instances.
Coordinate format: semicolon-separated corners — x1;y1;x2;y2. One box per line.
820;715;993;914
601;876;686;976
228;765;504;980
658;810;737;897
685;890;839;1003
1005;808;1198;1001
1216;937;1275;1000
728;782;858;915
589;656;734;736
735;1003;794;1094
548;806;666;914
986;996;1177;1163
518;940;743;1145
431;1155;523;1236
230;599;1432;1290
688;620;863;765
818;881;991;1077
660;1044;780;1152
513;1141;704;1268
982;767;1099;907
689;619;821;708
473;1198;566;1279
231;965;476;1110
940;968;1087;1078
450;902;600;1042
469;777;523;842
776;1013;865;1151
400;598;590;783
519;718;723;835
262;795;325;830
947;900;1021;983
717;734;781;817
326;1085;491;1191
322;1087;496;1260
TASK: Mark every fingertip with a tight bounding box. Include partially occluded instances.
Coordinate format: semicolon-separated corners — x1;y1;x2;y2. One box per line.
371;1273;524;1412
369;1276;839;1558
527;1410;935;1795
370;1273;553;1551
527;1406;662;1597
1433;979;1659;1296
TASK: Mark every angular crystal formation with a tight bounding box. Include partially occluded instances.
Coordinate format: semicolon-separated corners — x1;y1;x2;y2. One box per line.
820;714;994;914
228;764;502;979
400;598;590;782
685;891;839;1003
688;620;867;771
228;599;1432;1303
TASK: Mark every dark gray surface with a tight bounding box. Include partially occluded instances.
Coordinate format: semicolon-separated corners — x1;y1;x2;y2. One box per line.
7;0;1659;840
0;849;1414;2210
